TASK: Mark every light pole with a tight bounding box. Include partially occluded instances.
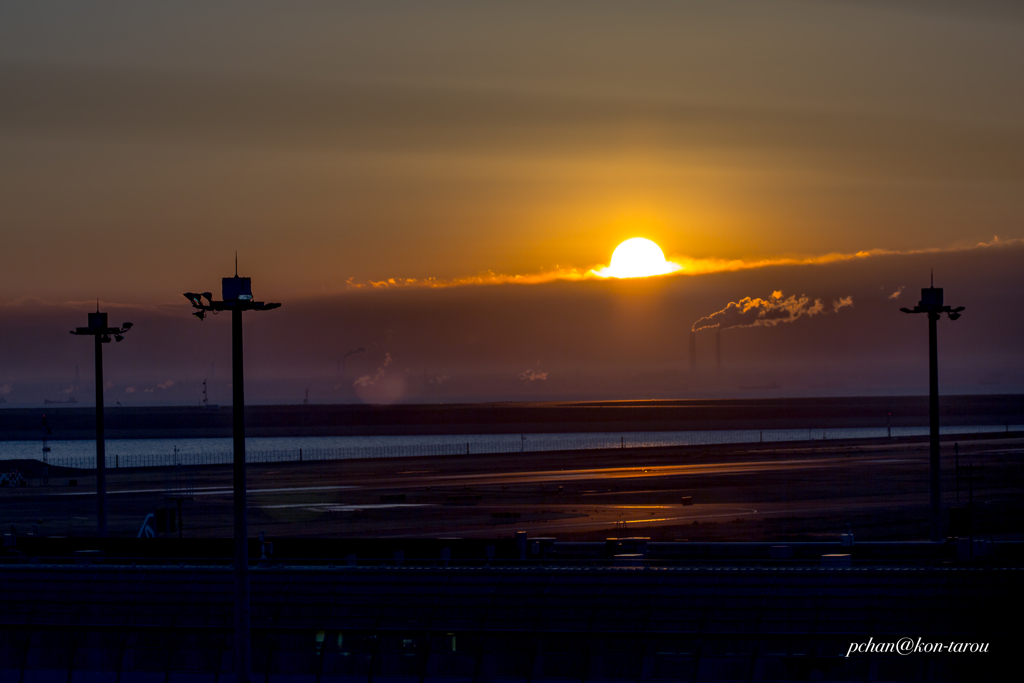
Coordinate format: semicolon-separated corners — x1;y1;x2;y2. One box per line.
185;266;279;683
70;306;133;537
901;274;964;541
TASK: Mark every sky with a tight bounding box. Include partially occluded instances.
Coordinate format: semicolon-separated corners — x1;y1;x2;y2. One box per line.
1;1;1022;403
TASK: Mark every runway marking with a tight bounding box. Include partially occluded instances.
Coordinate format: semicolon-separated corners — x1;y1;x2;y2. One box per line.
430;456;911;486
261;503;431;512
506;507;764;531
861;458;916;464
247;485;357;495
47;484;356;497
623;507;761;524
613;505;674;509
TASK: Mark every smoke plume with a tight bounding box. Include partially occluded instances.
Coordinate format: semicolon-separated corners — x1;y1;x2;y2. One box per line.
353;352;392;387
692;290;852;332
832;296;854;312
519;369;548;381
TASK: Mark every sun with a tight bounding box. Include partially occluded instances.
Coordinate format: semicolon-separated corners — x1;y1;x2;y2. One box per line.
595;238;683;278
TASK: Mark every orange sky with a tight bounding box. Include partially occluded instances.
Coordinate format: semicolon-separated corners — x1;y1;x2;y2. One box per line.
1;2;1023;305
3;239;1023;405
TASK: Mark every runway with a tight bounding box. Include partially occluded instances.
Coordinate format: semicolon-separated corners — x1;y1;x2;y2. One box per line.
4;434;1020;542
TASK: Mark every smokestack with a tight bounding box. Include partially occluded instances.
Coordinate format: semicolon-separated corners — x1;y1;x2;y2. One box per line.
716;328;722;375
340;347;366;379
689;331;697;374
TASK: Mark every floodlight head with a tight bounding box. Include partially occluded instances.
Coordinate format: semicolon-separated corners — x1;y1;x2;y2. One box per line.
900;308;912;314
222;276;253;302
193;310;206;321
88;311;108;329
101;335;112;343
949;312;961;321
184;293;203;307
121;322;133;330
920;287;943;307
201;292;213;305
114;334;124;343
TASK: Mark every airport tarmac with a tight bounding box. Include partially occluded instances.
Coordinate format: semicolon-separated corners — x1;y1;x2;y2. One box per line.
3;435;1022;543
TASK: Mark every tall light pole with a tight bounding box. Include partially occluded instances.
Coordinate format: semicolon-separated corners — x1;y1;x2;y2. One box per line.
901;274;964;541
70;306;133;537
185;266;279;683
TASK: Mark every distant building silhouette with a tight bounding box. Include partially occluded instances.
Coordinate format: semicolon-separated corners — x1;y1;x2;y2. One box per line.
716;327;722;375
689;330;697;374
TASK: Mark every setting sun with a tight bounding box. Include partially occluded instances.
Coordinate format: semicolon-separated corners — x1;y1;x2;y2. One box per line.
595;238;683;279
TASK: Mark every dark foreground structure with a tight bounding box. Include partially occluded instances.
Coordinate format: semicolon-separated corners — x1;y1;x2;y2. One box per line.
1;540;1018;682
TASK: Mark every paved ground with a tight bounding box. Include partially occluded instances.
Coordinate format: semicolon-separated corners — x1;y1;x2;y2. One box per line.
3;435;1022;542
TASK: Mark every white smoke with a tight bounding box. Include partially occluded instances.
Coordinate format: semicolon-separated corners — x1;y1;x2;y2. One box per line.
354;353;392;387
693;290;851;332
519;369;548;381
832;296;854;312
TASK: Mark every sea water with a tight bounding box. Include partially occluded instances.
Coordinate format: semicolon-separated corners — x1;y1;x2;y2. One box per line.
1;424;1019;470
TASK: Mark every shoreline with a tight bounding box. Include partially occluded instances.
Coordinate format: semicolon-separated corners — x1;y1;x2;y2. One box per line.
1;393;1021;441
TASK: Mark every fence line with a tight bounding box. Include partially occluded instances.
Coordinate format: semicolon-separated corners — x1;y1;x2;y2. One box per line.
33;423;1024;472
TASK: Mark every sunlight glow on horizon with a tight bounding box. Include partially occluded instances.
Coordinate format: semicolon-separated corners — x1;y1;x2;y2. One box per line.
329;237;1022;293
593;238;683;279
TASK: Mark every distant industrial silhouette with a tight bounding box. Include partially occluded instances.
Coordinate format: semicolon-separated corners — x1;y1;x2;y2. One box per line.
716;327;722;375
340;346;366;380
688;330;696;374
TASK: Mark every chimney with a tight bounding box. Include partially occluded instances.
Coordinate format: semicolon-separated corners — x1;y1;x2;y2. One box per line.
689;331;697;374
716;328;722;375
